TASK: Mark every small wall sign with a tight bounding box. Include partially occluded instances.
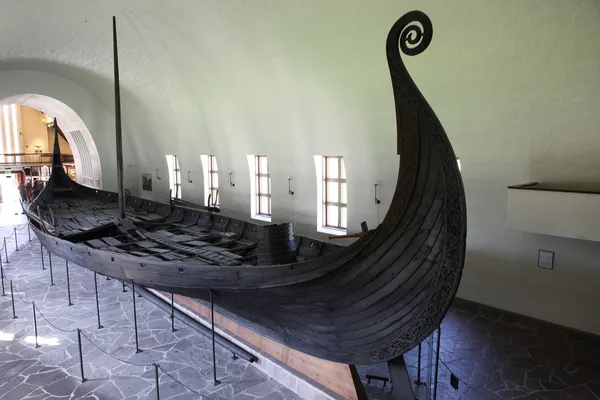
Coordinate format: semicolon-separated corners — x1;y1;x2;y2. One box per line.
538;250;554;270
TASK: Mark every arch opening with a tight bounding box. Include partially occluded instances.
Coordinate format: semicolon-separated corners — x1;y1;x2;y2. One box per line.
0;94;102;189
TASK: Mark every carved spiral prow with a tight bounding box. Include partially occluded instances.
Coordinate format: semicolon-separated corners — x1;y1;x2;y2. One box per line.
395;11;433;56
386;10;435;150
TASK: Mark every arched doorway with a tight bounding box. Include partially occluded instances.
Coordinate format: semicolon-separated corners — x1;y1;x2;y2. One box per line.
0;94;102;188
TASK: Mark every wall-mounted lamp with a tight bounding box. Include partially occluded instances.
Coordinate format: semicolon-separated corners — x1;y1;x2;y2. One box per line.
288;176;294;196
374;183;381;204
229;171;235;187
187;170;193;183
156;168;162;180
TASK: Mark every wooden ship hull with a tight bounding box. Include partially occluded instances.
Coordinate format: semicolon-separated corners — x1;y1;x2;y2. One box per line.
25;10;466;365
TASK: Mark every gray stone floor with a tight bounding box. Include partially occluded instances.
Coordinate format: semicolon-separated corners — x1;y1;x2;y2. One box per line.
0;215;301;399
358;299;600;400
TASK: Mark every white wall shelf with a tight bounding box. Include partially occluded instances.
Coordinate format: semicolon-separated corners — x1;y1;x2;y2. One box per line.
507;182;600;242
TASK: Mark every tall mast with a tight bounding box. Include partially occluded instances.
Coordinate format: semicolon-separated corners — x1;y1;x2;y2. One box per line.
113;16;125;220
51;118;63;171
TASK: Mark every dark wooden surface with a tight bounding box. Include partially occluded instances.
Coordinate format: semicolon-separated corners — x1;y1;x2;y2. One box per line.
26;10;467;365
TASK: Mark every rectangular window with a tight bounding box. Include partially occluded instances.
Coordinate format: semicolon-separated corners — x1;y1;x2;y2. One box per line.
208;155;219;206
0;106;4;163
2;105;13;154
10;105;20;154
323;156;347;230
255;155;271;216
166;154;181;199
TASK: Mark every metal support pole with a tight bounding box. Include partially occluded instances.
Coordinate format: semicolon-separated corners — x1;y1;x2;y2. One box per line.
415;343;422;385
32;302;39;348
210;289;220;386
27;224;31;241
4;238;8;263
66;261;73;306
77;329;86;382
10;280;17;319
94;272;103;329
132;281;141;353
122;281;127;293
0;258;5;296
154;363;160;400
41;244;45;270
231;353;239;360
170;293;176;332
433;327;441;400
48;251;54;286
106;276;111;280
14;227;18;251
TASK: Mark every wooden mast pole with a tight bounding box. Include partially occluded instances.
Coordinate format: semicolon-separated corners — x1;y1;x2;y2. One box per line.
113;16;126;220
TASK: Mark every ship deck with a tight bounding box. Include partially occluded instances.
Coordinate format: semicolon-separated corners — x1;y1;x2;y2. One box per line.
33;195;336;267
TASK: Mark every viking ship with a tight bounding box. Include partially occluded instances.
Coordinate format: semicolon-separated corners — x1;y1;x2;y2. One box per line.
25;10;466;365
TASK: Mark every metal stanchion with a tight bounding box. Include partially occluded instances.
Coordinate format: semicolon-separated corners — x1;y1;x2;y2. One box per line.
210;289;220;386
66;261;73;306
41;244;45;270
4;238;8;263
415;343;422;385
94;272;103;329
77;329;86;382
122;281;127;293
32;302;40;348
10;280;17;319
154;363;160;400
170;293;176;332
433;327;441;400
48;251;54;286
27;224;31;241
0;257;5;296
14;227;18;251
132;282;141;353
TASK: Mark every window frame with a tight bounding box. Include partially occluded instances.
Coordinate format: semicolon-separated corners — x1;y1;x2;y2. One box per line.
255;155;271;216
168;154;182;199
208;155;219;206
323;156;347;230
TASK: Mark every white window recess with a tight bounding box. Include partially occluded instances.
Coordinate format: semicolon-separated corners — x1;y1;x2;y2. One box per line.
166;155;181;199
247;155;271;222
200;155;219;207
314;155;347;236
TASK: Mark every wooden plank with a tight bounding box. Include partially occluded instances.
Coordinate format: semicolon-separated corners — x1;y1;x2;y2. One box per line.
159;252;180;261
183;240;209;247
86;239;108;249
136;240;158;249
217;251;243;260
147;248;171;254
102;237;122;246
169;234;195;243
130;251;151;256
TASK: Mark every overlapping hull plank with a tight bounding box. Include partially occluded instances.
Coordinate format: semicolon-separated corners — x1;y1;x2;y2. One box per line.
26;10;466;365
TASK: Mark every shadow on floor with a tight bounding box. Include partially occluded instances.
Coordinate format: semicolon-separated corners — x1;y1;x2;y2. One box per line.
358;298;600;400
